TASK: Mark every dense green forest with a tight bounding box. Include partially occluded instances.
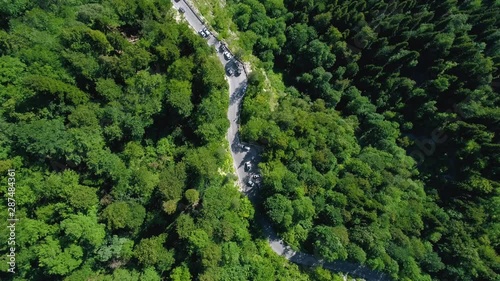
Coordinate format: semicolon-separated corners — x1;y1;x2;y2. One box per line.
0;0;498;280
222;0;499;280
0;1;325;280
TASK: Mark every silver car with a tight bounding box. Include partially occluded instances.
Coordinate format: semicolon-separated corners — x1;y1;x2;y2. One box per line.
202;27;210;37
244;161;251;171
223;51;232;60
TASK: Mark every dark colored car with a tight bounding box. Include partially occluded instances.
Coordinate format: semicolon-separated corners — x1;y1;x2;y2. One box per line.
178;7;185;13
219;44;228;53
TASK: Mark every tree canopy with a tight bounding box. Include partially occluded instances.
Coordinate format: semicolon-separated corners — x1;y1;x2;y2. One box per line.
0;1;318;280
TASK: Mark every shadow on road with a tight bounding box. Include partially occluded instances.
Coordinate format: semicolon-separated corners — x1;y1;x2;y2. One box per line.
229;82;247;106
290;252;323;267
230;132;242;153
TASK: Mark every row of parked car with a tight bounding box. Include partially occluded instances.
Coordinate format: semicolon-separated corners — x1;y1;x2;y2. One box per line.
198;27;210;38
219;44;232;60
226;67;241;77
197;27;241;76
244;161;261;187
176;4;212;40
220;45;243;76
247;174;261;187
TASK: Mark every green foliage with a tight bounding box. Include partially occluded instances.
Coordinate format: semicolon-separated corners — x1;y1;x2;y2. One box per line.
185;189;200;205
134;235;174;272
347;243;367;264
5;0;499;280
60;212;106;248
166;79;193;117
35;237;83;275
266;194;294;230
158;162;186;201
0;1;316;280
170;264;192;281
67;185;99;211
101;201;146;232
140;267;162;281
310;226;348;262
233;0;500;280
96;78;123;101
96;235;134;263
13;118;71;159
112;268;141;281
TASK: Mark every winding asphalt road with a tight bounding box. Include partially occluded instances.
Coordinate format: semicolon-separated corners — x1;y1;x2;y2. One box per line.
171;2;391;280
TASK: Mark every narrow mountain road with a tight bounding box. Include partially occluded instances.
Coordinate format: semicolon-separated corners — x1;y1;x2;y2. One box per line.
170;2;391;280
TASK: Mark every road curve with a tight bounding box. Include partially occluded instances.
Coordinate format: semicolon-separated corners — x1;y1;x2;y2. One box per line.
170;2;391;280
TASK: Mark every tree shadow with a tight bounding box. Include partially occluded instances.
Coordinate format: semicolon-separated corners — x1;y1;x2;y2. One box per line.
229;81;247;106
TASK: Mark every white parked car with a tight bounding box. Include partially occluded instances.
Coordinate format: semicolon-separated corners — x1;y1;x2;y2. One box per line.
199;28;210;38
223;51;232;60
202;27;210;37
244;161;251;171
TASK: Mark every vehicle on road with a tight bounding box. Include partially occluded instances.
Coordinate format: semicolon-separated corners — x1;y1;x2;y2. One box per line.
235;67;241;76
252;174;261;180
198;28;210;38
242;145;250;151
247;179;255;187
219;43;228;53
238;143;250;151
227;68;234;76
202;27;210;37
223;51;232;60
178;7;185;13
244;161;251;171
